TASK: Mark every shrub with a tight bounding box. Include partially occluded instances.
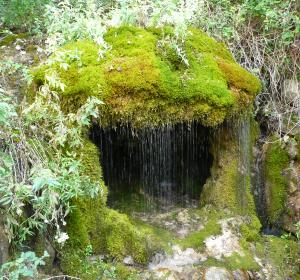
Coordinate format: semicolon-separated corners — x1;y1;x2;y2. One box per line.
0;0;52;33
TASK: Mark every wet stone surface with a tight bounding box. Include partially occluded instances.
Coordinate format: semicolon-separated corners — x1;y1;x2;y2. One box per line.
133;207;205;238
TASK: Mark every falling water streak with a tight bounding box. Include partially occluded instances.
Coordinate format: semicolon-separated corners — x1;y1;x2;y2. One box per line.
236;116;251;213
252;136;268;226
91;122;213;211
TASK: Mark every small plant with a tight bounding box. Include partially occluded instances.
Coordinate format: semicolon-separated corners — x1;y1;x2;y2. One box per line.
0;251;49;280
43;0;109;53
0;62;104;247
84;244;94;257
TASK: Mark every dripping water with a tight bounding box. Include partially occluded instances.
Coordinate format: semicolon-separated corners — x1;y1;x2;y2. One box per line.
252;135;268;225
236;116;251;213
90;122;213;212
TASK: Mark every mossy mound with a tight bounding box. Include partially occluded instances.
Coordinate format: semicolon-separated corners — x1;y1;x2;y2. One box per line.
33;26;261;127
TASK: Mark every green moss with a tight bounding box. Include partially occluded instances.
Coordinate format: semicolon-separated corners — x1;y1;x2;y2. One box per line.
63;140;106;250
32;26;260;128
62;201;148;273
79;139;106;194
203;237;260;271
97;208;148;263
201;124;236;211
223;251;259;271
239;215;261;242
61;140;148;277
200;139;242;212
265;140;289;223
65;204;147;262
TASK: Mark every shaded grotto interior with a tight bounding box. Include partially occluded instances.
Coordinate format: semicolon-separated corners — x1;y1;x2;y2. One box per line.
90;122;213;211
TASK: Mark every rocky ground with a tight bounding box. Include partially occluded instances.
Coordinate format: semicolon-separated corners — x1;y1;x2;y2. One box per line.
116;204;297;280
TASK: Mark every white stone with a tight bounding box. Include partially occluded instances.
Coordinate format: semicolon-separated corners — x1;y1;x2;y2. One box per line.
123;255;134;265
204;218;244;260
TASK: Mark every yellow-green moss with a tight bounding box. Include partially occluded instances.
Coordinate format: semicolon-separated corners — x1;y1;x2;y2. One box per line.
239;215;261;242
97;208;148;263
264;140;289;224
79;139;107;200
32;26;261;128
217;58;262;95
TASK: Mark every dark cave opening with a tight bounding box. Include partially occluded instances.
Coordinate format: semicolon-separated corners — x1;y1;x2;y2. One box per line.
90;122;213;211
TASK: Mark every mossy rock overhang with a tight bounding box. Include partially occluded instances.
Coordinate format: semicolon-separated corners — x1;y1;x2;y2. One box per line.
32;26;261;127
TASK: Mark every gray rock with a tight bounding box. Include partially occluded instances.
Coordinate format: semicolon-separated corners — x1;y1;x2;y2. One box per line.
177;209;189;224
233;269;249;280
203;267;233;280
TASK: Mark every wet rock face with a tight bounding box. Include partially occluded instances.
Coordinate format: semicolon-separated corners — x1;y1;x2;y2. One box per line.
263;136;300;233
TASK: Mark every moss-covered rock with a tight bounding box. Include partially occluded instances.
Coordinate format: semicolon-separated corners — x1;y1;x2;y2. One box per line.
30;26;263;276
60;140;148;277
200;117;257;216
0;33;27;46
264;139;289;224
32;26;261;128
